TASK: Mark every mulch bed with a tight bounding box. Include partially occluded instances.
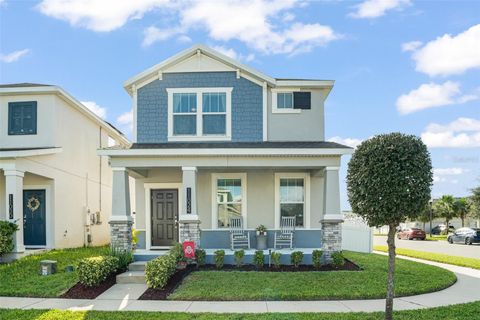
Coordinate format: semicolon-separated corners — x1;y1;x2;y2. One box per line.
61;275;116;299
139;258;361;300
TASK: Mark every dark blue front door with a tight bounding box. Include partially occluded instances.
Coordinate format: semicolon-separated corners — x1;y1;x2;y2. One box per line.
23;190;46;247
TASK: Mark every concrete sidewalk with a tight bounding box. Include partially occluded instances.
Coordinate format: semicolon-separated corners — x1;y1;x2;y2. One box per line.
1;254;479;313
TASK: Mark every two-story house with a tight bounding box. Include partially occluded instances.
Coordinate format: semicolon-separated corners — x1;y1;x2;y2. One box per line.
99;45;352;263
0;83;129;256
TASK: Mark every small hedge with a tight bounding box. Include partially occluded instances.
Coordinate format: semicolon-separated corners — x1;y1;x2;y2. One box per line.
145;253;177;289
332;251;345;267
214;250;225;269
0;221;18;257
312;250;323;269
77;256;119;287
271;251;281;268
253;250;264;268
291;251;304;268
195;249;206;267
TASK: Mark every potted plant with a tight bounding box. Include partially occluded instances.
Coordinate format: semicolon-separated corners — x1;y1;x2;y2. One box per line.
256;225;268;250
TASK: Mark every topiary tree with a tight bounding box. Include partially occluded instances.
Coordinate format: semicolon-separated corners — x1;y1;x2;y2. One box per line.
347;133;432;320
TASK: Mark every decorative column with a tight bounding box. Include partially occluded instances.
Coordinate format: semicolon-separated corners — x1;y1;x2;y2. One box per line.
179;167;201;247
321;166;343;263
4;170;25;253
109;168;133;251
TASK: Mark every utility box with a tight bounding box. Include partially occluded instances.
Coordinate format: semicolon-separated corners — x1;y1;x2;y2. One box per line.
40;260;57;276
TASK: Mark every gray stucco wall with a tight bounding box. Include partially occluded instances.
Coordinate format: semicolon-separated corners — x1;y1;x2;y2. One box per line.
137;72;263;143
267;88;326;141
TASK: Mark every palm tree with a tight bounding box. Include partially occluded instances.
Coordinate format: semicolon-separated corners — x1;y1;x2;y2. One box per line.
454;197;470;227
433;195;456;234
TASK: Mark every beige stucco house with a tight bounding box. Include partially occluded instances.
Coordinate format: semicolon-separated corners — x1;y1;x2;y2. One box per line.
100;45;352;264
0;83;129;254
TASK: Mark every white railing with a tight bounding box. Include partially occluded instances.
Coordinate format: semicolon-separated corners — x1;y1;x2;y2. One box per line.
342;221;373;253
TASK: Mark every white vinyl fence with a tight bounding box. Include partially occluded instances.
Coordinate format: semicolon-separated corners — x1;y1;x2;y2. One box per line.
342;220;373;253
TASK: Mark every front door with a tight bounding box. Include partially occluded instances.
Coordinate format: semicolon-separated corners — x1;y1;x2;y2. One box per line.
151;189;178;247
23;189;46;247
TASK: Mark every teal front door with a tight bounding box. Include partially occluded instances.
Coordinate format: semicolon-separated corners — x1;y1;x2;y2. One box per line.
23;190;46;247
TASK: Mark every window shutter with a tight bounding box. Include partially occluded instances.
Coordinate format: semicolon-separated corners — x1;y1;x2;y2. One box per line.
293;92;311;109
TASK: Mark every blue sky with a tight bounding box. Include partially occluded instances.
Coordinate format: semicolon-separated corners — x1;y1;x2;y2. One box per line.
1;0;479;209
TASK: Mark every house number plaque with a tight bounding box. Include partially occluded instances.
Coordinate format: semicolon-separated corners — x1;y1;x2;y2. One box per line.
186;187;192;214
8;194;14;219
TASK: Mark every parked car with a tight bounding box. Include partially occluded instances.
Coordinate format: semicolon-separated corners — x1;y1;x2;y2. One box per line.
397;228;426;240
447;228;480;245
431;224;455;235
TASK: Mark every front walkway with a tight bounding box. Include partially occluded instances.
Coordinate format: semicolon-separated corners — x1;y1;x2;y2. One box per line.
1;254;479;313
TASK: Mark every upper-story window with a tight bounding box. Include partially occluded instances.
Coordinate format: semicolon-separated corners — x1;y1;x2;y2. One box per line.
277;92;293;109
167;88;232;141
272;91;311;114
8;101;37;135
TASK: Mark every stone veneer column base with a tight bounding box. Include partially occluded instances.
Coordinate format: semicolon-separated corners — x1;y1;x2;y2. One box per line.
321;220;342;264
179;220;201;248
109;219;133;251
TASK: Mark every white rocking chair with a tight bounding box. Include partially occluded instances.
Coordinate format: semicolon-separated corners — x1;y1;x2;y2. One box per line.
274;216;296;249
229;217;250;250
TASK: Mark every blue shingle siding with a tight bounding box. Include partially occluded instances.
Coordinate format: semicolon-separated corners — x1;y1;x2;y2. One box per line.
136;72;263;143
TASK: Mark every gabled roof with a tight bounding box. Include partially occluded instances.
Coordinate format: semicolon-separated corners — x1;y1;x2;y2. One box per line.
0;84;130;145
123;44;334;95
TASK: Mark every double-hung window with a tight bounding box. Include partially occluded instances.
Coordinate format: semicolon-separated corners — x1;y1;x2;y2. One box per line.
8;101;37;135
275;173;310;228
277;92;293;109
168;88;232;141
213;174;246;228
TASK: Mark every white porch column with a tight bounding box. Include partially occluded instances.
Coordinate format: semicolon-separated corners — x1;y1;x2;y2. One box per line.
179;167;201;246
109;168;133;251
4;170;25;253
321;166;343;263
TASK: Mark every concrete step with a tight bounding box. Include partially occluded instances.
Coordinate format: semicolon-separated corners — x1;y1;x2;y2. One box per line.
128;261;147;271
116;271;146;284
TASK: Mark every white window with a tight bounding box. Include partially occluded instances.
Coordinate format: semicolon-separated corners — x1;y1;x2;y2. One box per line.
275;173;310;228
167;88;232;141
272;90;300;114
212;173;247;228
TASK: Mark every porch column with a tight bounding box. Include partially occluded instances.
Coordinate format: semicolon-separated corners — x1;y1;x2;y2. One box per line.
4;170;25;253
321;166;343;263
179;167;201;247
109;168;133;251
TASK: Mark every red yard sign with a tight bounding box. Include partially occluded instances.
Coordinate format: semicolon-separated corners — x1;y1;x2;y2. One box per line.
183;241;195;259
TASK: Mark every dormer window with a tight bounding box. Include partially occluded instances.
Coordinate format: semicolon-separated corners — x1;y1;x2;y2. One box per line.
167;88;232;141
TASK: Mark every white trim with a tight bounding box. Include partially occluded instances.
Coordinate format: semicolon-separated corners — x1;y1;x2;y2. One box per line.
325;166;340;171
23;185;53;249
132;85;138;143
262;82;268;141
276;79;334;87
274;172;310;229
144;183;182;251
0;148;62;159
167;87;232;141
99;147;353;157
211;173;247;229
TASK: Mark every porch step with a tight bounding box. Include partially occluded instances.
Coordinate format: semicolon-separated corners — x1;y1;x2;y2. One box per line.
116;271;146;284
128;261;147;271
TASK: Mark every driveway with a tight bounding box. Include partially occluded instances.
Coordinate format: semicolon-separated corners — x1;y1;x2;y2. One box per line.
374;236;480;259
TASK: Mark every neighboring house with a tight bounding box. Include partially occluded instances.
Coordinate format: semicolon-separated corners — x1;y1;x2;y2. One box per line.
0;83;129;254
99;45;352;262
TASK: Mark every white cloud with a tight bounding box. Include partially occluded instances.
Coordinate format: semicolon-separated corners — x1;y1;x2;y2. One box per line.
143;26;183;46
421;117;480;148
37;0;173;32
81;101;107;119
349;0;411;19
212;45;255;62
433;167;467;183
407;24;480;76
116;109;133;131
0;49;30;63
328;136;363;148
401;40;422;52
396;81;478;115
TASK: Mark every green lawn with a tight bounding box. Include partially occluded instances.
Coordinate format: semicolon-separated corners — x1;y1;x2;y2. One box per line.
0;246;108;297
374;245;480;270
425;235;448;241
1;301;480;320
168;251;456;301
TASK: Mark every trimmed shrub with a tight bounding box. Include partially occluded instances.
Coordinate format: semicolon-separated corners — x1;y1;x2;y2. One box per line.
109;246;133;272
195;249;206;267
312;250;323;269
214;250;225;269
253;250;264;269
234;250;245;268
290;251;304;268
145;254;177;289
170;242;184;263
0;221;18;257
271;251;281;269
77;256;119;287
332;251;345;267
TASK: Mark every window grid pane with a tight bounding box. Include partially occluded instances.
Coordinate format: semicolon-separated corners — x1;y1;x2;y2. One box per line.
173;93;197;113
173;115;196;135
203;93;226;113
279;178;304;227
278;93;293;109
217;178;242;228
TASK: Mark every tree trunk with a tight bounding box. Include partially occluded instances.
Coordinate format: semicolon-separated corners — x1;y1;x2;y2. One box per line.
461;215;465;227
385;224;397;320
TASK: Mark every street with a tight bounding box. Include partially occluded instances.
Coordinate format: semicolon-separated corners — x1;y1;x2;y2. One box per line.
374;236;480;260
